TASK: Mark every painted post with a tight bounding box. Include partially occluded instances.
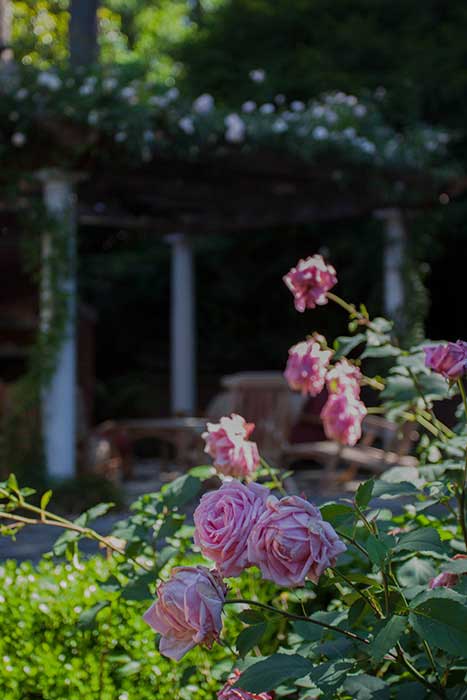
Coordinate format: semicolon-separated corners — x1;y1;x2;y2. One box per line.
165;233;196;415
38;170;77;480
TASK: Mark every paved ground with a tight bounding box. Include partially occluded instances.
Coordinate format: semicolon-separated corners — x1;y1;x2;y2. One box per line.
0;460;353;563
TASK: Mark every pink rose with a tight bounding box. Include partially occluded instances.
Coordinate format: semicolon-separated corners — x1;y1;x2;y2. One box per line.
326;360;362;398
247;495;346;587
321;391;367;446
217;670;272;700
143;566;226;661
202;414;260;478
429;554;467;590
284;339;332;396
194;480;269;577
283;254;337;312
424;341;467;380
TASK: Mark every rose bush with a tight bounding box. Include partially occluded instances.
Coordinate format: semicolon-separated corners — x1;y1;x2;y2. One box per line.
3;251;467;698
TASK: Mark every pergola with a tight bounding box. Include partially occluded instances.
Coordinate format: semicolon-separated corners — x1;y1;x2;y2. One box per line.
0;0;462;480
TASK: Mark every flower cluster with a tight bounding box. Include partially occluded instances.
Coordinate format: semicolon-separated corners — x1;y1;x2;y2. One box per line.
283;255;367;445
144;475;345;665
0;64;451;172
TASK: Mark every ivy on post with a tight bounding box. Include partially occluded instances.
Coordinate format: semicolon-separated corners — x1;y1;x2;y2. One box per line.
36;169;81;481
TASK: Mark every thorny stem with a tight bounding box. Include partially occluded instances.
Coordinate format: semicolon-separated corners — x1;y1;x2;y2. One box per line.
0;507;152;573
225;598;369;644
396;644;446;699
330;568;383;618
335;529;370;561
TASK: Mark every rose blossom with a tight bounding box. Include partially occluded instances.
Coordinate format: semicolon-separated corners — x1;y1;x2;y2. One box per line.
248;495;346;587
424;341;467;380
283;254;337;312
326;359;362;398
217;669;272;700
194;480;269;577
284;339;332;396
429;554;467;590
321;391;367;446
202;414;260;478
143;566;226;661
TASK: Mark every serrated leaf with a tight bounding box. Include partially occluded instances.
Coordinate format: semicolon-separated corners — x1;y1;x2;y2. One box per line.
366;535;389;567
394;528;444;555
356;479;374;509
409;596;467;655
237;654;313;693
236;623;267;657
370;615;406;660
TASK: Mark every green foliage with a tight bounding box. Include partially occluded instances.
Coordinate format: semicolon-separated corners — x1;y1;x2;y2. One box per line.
0;557;229;699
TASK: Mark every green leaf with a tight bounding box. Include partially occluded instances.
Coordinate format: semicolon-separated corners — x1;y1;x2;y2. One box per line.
394;528;444;555
188;465;216;479
333;334;366;359
78;600;110;629
238;609;267;625
442;558;467;574
409;596;467;655
293;620;324;643
85;502;115;521
397;558;435;587
372;481;418;498
154;545;177;576
236;623;267;657
366;535;389;567
320;503;355;527
237;654;313;693
7;473;19;492
344;674;389;700
161;475;201;508
40;489;53;511
348;598;371;628
356;479;374;509
121;572;154;600
308;660;354;694
370;615;406;660
361;345;401;359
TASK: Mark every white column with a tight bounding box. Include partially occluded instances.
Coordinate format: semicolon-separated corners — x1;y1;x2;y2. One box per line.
166;233;196;415
38;170;77;479
376;208;406;327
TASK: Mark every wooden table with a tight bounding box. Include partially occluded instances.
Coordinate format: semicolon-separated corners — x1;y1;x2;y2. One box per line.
119;417;208;466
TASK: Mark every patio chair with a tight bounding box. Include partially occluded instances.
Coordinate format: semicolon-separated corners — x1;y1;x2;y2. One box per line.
282;414;418;490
